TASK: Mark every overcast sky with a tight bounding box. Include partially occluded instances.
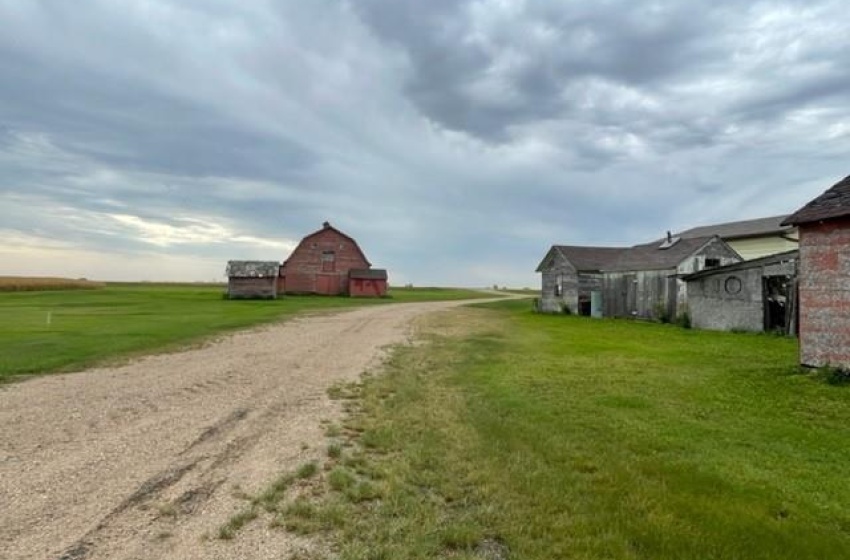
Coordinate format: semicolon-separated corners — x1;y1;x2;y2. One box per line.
1;1;848;287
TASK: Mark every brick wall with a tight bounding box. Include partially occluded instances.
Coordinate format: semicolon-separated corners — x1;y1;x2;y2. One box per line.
798;217;850;368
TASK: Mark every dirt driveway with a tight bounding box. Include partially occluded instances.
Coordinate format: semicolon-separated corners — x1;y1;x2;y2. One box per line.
0;299;491;560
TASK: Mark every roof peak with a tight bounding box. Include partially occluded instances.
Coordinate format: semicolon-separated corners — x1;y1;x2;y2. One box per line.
783;174;850;225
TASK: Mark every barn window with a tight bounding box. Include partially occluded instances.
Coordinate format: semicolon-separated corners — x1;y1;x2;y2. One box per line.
322;251;336;272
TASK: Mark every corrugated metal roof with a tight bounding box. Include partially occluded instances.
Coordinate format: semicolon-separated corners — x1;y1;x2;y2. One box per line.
226;261;279;277
675;215;793;240
783;175;850;225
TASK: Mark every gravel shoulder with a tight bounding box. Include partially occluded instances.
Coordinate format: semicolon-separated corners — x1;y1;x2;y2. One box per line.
0;299;491;560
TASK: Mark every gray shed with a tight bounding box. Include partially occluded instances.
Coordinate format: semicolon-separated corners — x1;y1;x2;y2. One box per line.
601;236;741;320
226;261;280;299
536;235;742;320
535;246;624;314
682;250;798;333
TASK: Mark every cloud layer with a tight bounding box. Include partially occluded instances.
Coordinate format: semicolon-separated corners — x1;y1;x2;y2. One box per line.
1;0;849;285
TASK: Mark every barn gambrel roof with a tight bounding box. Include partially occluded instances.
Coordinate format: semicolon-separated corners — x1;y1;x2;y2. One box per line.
284;221;372;267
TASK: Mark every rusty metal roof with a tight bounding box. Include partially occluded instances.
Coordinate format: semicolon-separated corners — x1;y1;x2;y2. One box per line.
783;175;850;225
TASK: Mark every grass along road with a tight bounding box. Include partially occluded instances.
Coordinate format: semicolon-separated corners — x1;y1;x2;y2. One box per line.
0;284;494;381
0;299;496;560
254;299;850;559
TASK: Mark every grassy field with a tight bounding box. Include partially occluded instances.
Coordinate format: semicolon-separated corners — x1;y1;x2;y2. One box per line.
246;299;850;559
0;284;492;381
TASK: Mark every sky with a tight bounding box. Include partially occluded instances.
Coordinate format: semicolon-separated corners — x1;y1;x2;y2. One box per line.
1;1;849;288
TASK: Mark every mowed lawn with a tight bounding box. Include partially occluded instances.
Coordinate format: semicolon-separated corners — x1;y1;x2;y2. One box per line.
0;284;490;381
296;299;850;559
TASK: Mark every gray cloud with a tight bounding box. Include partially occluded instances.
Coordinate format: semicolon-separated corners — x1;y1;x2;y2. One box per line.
1;0;849;285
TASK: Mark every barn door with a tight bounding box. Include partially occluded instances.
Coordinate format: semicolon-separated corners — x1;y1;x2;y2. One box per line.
316;274;335;295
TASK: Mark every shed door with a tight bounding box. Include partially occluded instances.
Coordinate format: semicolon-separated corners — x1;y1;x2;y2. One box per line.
624;274;637;315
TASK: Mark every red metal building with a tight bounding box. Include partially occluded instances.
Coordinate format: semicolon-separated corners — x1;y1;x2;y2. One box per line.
783;175;850;368
278;222;388;297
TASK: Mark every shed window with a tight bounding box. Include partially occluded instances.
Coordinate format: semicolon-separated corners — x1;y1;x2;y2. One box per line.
705;258;721;269
724;276;742;295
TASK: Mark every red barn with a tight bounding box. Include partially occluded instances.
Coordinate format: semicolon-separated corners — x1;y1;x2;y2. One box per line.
278;222;388;297
783;175;850;368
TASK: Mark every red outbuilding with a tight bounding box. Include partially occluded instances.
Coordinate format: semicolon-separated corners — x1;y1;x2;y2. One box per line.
278;222;388;297
349;268;389;297
783;175;850;368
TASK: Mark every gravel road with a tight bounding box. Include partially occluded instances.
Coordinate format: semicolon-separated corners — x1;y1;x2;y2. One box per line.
0;300;483;560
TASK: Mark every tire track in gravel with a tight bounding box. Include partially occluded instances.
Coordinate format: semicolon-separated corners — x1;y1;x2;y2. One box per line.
0;298;507;560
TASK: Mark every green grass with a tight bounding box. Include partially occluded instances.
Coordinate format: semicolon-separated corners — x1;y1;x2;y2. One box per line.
289;299;850;559
0;284;493;381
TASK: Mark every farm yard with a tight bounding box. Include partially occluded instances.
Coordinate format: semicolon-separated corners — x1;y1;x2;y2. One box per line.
0;283;489;382
294;300;850;559
2;286;848;559
0;290;502;560
5;1;850;558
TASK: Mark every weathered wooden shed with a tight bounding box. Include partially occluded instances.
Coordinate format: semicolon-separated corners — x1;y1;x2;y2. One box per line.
682;250;798;333
536;235;741;319
600;236;742;320
349;268;388;297
279;222;387;297
535;246;624;314
782;175;850;368
226;261;279;299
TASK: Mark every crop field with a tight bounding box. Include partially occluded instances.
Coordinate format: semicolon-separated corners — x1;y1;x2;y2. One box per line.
273;299;850;559
0;284;492;381
0;276;105;292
